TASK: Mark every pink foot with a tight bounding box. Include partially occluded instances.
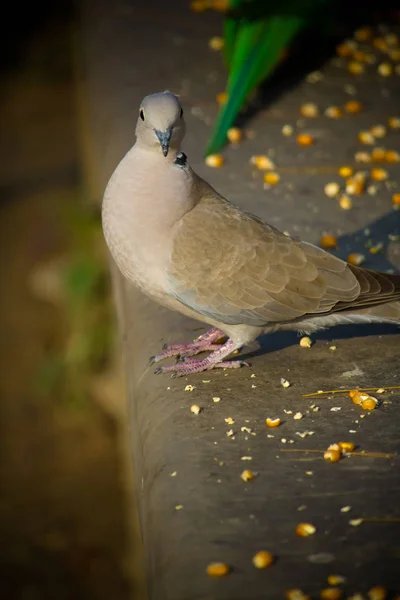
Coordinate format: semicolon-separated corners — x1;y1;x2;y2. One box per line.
153;338;249;377
150;328;226;364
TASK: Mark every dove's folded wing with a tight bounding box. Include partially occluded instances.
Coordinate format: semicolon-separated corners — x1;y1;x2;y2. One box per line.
166;190;368;327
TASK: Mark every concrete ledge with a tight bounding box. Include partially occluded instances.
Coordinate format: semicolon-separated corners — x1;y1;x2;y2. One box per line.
79;2;400;598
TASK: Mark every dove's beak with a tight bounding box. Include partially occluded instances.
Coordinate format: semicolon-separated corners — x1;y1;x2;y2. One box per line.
155;129;172;157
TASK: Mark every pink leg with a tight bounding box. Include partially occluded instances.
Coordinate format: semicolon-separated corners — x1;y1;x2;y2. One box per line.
154;338;249;377
150;327;226;364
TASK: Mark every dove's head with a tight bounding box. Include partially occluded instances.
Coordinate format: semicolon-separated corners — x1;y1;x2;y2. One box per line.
136;92;185;157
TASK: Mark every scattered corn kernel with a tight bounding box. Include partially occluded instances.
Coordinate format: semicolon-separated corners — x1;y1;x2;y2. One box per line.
324;106;342;119
190;404;201;415
280;378;291;388
349;518;364;526
368;586;387;600
385;33;399;46
361;396;378;410
320;588;342;600
350;391;369;405
282;124;294;136
339;442;356;452
190;0;206;12
300;336;312;348
370;167;388;181
206;562;229;577
320;233;337;248
208;36;224;50
296;522;316;537
389;48;400;61
252;550;274;569
297;133;314;146
370;125;386;138
371;147;386;161
324;182;340;197
346;178;365;195
377;62;393;76
241;469;255;482
358;131;375;145
264;172;280;185
324;444;342;463
300;103;319;117
355;151;371;163
336;41;356;57
216;91;228;104
353;50;368;63
327;575;346;586
286;589;310;600
348;61;364;74
344;100;363;114
355;27;372;42
205;154;224;168
251;155;275;170
347;253;365;266
227;127;242;143
388;116;400;129
338;166;353;177
266;417;281;428
373;37;388;51
385;150;400;163
339;195;353;210
392;193;400;207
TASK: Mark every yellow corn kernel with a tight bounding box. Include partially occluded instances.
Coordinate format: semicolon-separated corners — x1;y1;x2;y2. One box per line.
354;151;371;163
385;150;400;163
300;103;319;117
266;417;281;428
392;193;400;207
339;195;352;210
368;585;387;600
324;182;340;197
320;234;337;249
241;469;254;482
345;100;363;114
388;116;400;129
389;48;400;61
348;61;364;74
287;590;311;600
373;37;388;51
362;396;378;411
370;167;388;181
378;62;393;76
338;166;354;178
371;147;386;161
251;155;275;170
216;91;228;104
320;588;342;600
296;522;316;537
226;127;242;143
252;550;274;569
296;133;314;146
325;106;342;119
327;575;346;586
346;178;365;195
206;562;229;577
370;124;387;138
208;36;224;50
338;442;356;452
205;154;224;168
264;172;280;185
190;404;201;415
358;131;375;145
347;253;365;266
282;124;294;136
355;27;372;42
299;336;312;348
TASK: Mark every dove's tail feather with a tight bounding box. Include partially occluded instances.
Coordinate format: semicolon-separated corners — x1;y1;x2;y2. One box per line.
334;266;400;315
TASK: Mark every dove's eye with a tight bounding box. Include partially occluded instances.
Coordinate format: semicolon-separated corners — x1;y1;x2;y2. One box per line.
139;109;145;121
180;108;183;118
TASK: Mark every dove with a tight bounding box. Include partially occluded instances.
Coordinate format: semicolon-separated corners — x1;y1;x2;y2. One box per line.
102;91;400;377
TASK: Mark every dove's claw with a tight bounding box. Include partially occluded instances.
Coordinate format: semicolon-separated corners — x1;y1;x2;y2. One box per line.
150;328;226;364
153;338;246;376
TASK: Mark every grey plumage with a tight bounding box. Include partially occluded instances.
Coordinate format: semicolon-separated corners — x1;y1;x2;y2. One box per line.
102;91;400;376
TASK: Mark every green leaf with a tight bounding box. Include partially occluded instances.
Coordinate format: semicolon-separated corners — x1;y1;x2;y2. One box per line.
206;14;304;155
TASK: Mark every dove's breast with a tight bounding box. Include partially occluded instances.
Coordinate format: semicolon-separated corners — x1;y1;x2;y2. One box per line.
102;148;195;301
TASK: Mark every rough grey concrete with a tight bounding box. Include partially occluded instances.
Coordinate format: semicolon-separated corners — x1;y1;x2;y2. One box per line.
80;2;400;598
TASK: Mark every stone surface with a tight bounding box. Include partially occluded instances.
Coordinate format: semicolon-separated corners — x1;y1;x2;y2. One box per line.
80;2;400;598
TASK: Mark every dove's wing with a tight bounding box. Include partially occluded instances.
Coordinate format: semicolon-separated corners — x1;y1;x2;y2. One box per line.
167;185;399;327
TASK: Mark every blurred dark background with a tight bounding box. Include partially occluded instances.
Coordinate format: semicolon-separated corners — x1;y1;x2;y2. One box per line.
0;1;144;599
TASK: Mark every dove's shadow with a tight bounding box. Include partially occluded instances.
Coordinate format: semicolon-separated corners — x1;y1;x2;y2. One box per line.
240;211;400;360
